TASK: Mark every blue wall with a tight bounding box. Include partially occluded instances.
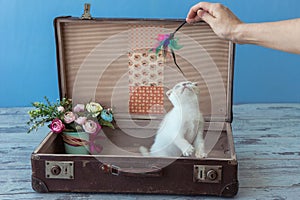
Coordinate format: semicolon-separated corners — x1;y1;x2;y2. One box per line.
0;0;299;107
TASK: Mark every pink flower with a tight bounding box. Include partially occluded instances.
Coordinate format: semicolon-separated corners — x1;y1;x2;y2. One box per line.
83;120;101;134
50;119;65;134
73;104;85;112
64;111;76;124
75;116;87;125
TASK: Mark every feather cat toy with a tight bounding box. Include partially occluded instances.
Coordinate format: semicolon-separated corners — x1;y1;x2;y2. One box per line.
151;21;187;74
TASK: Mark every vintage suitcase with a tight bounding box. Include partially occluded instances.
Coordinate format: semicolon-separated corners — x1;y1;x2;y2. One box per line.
31;4;238;197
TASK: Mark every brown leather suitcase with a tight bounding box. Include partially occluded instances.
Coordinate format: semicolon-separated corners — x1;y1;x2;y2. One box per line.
31;4;238;197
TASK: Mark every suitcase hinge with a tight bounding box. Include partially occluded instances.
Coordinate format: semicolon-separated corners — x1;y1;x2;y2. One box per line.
81;3;93;20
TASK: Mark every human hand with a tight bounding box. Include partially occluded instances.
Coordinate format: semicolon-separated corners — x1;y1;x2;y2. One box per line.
186;2;243;42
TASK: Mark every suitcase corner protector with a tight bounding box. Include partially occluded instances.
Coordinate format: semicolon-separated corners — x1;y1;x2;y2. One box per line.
221;181;239;197
32;176;49;193
31;153;40;161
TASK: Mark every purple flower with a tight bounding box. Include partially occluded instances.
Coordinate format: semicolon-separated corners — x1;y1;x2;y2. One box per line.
73;104;85;112
75;116;87;125
50;119;65;134
83;120;101;134
64;111;76;124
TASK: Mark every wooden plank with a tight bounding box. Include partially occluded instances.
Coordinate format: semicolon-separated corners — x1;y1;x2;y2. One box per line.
1;104;300;199
232;104;300;160
238;159;300;188
0;187;299;200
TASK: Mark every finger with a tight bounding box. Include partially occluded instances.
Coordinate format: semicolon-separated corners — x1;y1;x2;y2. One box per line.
186;6;199;23
187;2;212;16
186;15;201;24
194;2;213;12
197;9;215;25
186;2;214;23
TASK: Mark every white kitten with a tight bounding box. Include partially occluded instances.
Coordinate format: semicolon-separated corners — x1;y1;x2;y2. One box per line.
140;81;206;158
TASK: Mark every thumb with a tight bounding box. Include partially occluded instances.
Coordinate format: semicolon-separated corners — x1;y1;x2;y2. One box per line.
197;10;215;25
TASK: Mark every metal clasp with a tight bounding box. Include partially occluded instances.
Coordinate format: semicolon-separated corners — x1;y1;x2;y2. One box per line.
193;165;222;183
45;161;74;179
81;3;93;20
100;163;120;176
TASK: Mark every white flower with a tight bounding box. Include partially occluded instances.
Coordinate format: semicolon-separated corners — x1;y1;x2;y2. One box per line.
57;106;65;113
64;111;76;124
86;102;103;117
83;120;100;134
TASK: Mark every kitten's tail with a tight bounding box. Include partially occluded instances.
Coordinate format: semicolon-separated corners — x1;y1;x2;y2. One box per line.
139;146;150;156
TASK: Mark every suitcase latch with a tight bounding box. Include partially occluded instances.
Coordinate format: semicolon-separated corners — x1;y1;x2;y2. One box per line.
81;3;93;20
45;161;74;179
193;165;222;183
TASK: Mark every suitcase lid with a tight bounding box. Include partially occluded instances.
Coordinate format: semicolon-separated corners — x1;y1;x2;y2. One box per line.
54;15;234;123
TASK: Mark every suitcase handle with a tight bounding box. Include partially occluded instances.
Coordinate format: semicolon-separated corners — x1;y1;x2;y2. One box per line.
100;163;163;178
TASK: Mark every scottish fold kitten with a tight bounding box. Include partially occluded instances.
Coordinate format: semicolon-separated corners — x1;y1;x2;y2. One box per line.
140;81;206;158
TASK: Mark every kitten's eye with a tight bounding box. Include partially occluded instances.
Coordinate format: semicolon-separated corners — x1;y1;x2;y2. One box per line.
183;82;192;86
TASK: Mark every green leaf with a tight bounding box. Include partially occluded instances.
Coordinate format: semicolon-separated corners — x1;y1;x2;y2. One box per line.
99;119;115;129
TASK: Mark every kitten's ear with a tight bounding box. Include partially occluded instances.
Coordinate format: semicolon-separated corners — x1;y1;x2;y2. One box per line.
166;89;172;96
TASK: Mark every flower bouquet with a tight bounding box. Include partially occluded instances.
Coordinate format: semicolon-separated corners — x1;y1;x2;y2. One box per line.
27;97;114;154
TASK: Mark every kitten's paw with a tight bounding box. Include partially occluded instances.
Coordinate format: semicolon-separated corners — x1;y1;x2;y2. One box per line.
139;146;149;156
183;145;194;157
195;151;207;158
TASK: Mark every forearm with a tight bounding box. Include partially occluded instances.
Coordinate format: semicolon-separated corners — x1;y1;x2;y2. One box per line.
233;19;300;54
187;2;300;54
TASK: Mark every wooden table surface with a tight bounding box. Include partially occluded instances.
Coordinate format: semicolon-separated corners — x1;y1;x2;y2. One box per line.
0;104;299;200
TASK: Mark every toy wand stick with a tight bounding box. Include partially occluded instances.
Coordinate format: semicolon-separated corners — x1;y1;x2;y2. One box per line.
170;21;186;74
